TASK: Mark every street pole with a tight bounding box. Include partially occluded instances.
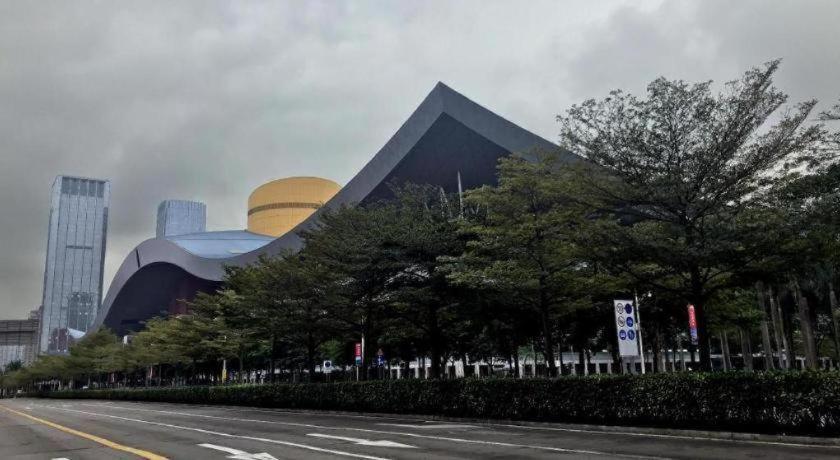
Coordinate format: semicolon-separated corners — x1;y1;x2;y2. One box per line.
634;292;647;374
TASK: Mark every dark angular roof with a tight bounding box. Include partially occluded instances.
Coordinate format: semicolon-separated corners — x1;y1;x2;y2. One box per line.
93;82;578;334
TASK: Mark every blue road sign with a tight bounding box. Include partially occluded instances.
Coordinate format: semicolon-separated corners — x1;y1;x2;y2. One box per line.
619;330;627;340
628;329;636;340
626;317;634;327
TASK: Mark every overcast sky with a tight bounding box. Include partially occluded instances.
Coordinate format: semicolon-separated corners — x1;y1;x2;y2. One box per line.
1;0;839;319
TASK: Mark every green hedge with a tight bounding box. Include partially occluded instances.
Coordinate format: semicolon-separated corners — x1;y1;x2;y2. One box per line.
32;371;840;435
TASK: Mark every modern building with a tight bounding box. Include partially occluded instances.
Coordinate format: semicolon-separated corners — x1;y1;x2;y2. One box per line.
156;200;207;238
0;309;40;369
248;177;340;237
93;83;580;335
0;316;40;370
40;176;110;353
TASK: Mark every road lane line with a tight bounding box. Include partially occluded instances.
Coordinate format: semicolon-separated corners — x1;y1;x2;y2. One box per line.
39;405;390;460
379;423;479;429
80;401;840;452
0;404;167;460
307;433;417;448
67;402;663;458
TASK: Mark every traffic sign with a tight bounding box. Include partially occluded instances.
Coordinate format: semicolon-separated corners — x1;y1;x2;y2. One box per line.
322;360;333;374
614;300;639;356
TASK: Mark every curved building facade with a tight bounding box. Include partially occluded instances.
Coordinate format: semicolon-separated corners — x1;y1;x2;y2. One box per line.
94;83;581;335
247;177;340;237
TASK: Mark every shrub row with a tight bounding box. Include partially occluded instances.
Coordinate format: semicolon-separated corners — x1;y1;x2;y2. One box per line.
32;371;840;435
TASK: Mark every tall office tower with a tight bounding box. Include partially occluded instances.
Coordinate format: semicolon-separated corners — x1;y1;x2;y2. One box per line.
156;200;206;238
40;176;110;353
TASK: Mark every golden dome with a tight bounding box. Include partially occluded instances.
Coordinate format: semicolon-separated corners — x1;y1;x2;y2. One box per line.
247;177;340;237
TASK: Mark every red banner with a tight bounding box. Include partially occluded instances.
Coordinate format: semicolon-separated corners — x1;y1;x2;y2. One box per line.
687;304;698;345
354;342;362;358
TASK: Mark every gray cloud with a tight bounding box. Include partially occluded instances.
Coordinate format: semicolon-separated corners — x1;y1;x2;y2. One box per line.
1;0;838;318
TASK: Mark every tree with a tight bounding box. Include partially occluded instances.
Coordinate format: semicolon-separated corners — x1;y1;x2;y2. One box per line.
763;161;840;368
448;153;595;377
189;289;262;382
557;60;829;370
383;184;470;379
249;254;341;380
299;203;404;378
3;360;22;373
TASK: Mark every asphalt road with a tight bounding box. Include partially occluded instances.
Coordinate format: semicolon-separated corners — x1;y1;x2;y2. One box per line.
0;398;837;459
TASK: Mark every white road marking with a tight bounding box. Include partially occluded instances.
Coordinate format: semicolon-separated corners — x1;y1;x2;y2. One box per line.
489;422;840;450
307;433;416;448
39;405;388;460
78;401;840;452
379;423;478;429
64;402;660;458
198;443;278;460
50;458;70;460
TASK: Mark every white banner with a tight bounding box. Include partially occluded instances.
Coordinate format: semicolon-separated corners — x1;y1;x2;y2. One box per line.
614;299;639;357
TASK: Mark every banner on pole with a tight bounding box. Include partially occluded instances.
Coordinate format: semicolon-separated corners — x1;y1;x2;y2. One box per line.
687;304;698;345
614;300;639;357
354;342;362;365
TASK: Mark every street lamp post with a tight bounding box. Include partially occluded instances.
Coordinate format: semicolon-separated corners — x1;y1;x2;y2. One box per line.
634;291;650;374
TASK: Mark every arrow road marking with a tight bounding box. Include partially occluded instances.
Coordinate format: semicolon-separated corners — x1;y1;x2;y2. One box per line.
308;433;416;449
199;443;278;460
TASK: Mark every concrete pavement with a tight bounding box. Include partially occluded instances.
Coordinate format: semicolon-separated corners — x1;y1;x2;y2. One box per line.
0;398;838;459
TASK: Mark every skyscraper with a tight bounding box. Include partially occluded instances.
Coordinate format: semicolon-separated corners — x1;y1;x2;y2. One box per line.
156;200;206;238
40;176;110;353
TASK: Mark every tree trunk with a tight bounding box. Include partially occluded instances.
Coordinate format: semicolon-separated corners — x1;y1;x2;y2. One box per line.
538;278;557;377
513;346;520;378
720;333;731;371
829;282;840;367
651;327;662;373
306;336;317;383
428;305;442;380
768;286;788;369
756;282;775;370
578;349;585;375
739;327;753;372
677;334;686;371
689;268;712;371
558;342;566;376
793;281;818;369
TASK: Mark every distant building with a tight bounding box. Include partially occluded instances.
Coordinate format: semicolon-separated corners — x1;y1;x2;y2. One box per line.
0;316;40;369
156;200;206;238
40;176;110;353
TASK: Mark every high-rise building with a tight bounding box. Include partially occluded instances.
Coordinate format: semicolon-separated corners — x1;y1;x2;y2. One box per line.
40;176;110;353
156;200;206;238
